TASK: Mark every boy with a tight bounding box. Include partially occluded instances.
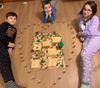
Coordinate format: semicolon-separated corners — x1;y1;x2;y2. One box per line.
0;12;25;88
41;0;56;23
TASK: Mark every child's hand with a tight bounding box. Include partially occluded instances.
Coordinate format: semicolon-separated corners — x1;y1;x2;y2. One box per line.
79;37;84;42
8;42;15;48
45;12;49;18
8;48;13;55
77;32;82;37
48;11;52;17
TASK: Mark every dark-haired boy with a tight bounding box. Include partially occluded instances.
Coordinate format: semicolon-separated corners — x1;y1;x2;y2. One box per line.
41;0;56;23
0;12;25;88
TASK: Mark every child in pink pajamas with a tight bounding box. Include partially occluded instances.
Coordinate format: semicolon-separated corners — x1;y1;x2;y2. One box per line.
77;1;100;88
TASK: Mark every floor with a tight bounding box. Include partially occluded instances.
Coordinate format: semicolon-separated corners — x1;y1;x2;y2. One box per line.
0;0;100;88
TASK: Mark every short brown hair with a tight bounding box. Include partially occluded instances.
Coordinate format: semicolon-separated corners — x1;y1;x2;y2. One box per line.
6;12;18;19
42;0;51;9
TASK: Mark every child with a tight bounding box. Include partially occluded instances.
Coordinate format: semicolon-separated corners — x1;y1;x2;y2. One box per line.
77;1;100;88
41;0;56;23
0;12;25;88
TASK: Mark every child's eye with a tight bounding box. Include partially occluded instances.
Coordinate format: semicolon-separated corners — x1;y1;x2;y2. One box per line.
83;8;92;12
9;18;13;19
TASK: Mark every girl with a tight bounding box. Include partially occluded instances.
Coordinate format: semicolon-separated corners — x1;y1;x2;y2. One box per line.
77;1;100;88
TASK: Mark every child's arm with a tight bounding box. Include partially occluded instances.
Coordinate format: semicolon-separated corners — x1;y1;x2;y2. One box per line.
41;11;48;23
8;47;13;55
48;7;56;22
88;16;99;35
8;42;15;55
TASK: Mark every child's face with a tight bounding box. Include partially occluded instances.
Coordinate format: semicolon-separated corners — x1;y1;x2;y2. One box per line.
83;4;92;19
44;4;52;13
6;16;17;25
